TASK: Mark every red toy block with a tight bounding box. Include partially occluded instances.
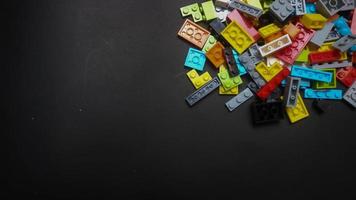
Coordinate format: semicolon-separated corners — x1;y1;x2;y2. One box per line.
337;67;356;87
275;23;315;64
227;9;260;41
256;68;291;100
308;50;341;64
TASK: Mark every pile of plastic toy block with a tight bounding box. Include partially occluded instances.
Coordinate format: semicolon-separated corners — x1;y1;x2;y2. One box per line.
178;0;356;124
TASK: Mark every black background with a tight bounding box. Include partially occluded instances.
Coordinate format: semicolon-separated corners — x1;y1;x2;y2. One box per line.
7;0;356;199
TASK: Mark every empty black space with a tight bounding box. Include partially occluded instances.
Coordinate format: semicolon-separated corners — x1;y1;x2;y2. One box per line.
7;0;356;199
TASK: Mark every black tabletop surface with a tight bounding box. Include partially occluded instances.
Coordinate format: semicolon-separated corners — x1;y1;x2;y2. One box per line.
8;0;356;199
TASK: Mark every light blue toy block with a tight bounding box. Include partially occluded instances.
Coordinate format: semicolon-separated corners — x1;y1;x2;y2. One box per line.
291;65;332;83
232;50;247;76
306;3;316;13
184;48;206;71
304;89;343;100
333;17;352;36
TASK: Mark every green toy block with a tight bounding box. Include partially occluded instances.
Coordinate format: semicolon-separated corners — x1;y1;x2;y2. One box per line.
200;1;217;21
218;67;243;90
314;68;337;89
180;3;203;22
202;35;217;52
296;48;310;63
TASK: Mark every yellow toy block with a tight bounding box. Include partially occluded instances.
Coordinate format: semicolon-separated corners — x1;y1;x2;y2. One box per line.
245;0;263;9
202;35;217;53
286;94;309;123
258;23;281;39
255;62;283;81
218;66;243;90
221;21;254;54
186;69;212;89
317;42;347;61
300;14;327;29
219;85;238;95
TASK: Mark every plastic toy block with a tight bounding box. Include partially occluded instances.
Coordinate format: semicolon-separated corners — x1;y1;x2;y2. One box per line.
341;0;355;11
247;81;259;93
324;30;341;42
227;9;260;41
225;87;254;111
312;60;352;69
215;7;230;22
316;42;347;61
184;48;207;71
267;56;285;66
221;20;255;54
295;48;310;62
304;89;343;100
282;78;311;88
186;77;221;106
332;35;356;52
312;99;332;113
216;0;231;8
314;68;336;89
229;0;263;19
256;67;290;100
265;31;285;43
343;81;356;108
266;87;283;102
178;19;211;49
201;1;218;21
269;0;295;22
332;17;352;36
258;34;292;57
256;62;284;81
258;23;281;39
202;35;217;52
337;67;356;87
283;76;301;107
293;0;307;15
209;18;226;35
310;22;334;47
239;53;267;87
240;44;263;65
291;65;332;82
306;2;316;13
286;94;309;123
224;47;239;75
219;85;239;95
261;0;274;10
206;42;225;68
283;23;301;39
352;8;356;34
180;3;204;22
308;50;341;64
218;66;242;90
316;0;346;17
246;0;263;9
275;23;315;64
232;50;248;75
300;14;327;29
186;69;212;89
251;101;284;124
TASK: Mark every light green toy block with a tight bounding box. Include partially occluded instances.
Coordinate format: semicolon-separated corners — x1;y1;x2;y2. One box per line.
202;35;217;53
314;68;337;89
180;3;203;22
218;67;243;90
296;48;310;63
200;1;217;21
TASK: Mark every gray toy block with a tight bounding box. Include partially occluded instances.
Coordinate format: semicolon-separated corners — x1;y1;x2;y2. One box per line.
325;30;341;42
239;55;266;87
225;88;254;111
215;0;231;8
332;35;356;52
247;81;259;93
312;61;352;69
341;0;355;11
229;0;263;19
292;0;307;15
185;77;221;106
310;22;334;47
343;81;356;108
240;43;263;65
283;76;301;107
316;0;347;17
270;0;295;22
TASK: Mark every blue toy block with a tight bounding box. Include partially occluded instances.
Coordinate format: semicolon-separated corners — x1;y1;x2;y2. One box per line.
281;78;311;88
306;3;316;13
304;89;343;100
291;65;333;83
332;17;352;36
232;50;247;76
184;48;206;71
